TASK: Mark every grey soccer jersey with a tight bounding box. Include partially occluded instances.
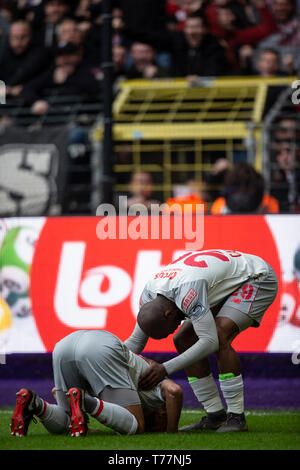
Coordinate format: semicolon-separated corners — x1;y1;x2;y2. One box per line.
123;345;165;415
53;330;165;416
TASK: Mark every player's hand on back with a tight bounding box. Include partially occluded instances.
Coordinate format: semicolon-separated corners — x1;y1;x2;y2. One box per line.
138;362;166;390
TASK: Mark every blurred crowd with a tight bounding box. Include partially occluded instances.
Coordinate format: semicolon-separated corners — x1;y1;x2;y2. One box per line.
117;113;300;215
1;0;300;111
123;146;300;215
0;0;299;213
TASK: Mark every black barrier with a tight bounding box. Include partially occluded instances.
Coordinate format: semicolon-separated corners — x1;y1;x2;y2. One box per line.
100;0;114;206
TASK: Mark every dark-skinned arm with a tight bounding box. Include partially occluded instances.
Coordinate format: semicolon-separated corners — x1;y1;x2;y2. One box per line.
138;310;219;390
161;380;183;433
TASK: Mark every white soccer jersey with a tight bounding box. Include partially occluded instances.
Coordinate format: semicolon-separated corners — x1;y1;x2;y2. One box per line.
140;250;269;322
125;249;270;376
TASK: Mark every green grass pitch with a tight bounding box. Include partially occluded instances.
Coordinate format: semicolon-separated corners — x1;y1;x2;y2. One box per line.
0;408;299;451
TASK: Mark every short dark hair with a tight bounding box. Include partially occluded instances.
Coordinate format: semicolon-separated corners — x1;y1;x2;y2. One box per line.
259;48;280;59
217;5;236;13
223;163;265;213
186;10;208;28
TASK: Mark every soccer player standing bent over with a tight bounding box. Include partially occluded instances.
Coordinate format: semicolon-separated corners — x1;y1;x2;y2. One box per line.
125;249;278;432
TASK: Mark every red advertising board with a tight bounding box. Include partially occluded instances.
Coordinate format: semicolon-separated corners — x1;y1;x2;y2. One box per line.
29;216;284;353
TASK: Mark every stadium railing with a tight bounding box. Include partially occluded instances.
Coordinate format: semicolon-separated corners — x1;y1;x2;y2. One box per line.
92;76;297;208
0;93;104;127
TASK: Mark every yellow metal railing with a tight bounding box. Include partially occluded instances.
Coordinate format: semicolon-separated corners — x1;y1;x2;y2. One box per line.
92;77;296;204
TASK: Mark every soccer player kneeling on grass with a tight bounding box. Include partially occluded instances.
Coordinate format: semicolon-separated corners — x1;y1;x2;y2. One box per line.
125;249;278;432
10;330;183;437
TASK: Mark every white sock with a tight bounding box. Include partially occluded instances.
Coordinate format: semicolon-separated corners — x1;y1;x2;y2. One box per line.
91;398;138;435
37;401;70;434
219;374;244;414
188;374;224;413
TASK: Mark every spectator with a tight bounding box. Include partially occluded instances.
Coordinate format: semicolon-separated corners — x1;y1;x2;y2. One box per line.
258;0;300;74
270;143;300;212
35;0;70;49
239;46;286;76
272;0;297;23
112;44;128;82
112;7;131;47
211;162;279;214
254;48;285;76
74;0;95;22
204;0;256;37
73;0;103;51
118;171;161;213
0;0;23;22
213;0;277;49
123;10;230;77
203;157;232;202
0;20;49;98
165;0;186;31
166;0;205;31
274;117;299;143
203;0;276;70
56;16;101;67
164;179;208;213
238;44;255;73
126;42;170;79
21;42;101;114
56;18;82;48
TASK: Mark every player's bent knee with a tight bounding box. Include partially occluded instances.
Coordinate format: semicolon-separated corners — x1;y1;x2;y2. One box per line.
172;383;183;403
166;381;183;399
215;328;234;354
216;316;240;347
219;328;234;346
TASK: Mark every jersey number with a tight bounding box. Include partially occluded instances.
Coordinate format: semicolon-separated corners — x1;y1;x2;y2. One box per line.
171;250;241;268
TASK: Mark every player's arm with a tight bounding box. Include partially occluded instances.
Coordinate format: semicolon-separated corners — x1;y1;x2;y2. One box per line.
162;309;219;376
124;288;154;353
162;280;219;376
124;322;149;354
160;379;183;433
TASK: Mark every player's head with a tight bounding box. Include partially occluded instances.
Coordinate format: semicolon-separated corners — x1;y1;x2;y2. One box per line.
144;407;168;432
137;295;184;339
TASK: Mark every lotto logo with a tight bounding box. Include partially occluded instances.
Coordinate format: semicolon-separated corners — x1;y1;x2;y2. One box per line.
182;288;198;311
30;217;188;352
